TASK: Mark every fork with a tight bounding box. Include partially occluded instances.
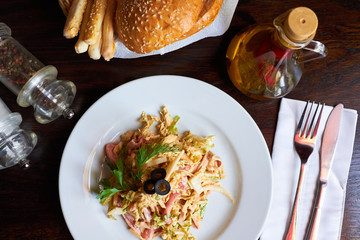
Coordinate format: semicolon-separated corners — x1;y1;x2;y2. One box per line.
283;101;324;240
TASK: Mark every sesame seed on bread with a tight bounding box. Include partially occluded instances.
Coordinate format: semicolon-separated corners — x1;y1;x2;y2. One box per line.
115;0;223;54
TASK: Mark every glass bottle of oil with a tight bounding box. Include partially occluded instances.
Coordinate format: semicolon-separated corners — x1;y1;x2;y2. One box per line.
226;7;327;100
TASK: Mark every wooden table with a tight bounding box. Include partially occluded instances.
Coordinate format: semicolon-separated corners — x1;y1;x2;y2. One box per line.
1;0;359;239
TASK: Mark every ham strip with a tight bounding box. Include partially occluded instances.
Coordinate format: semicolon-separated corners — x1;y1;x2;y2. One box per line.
192;214;202;229
113;193;123;207
122;213;141;236
163;192;180;216
123;213;158;240
178;176;188;190
127;134;153;150
142;228;154;240
127;138;145;150
123;213;156;240
143;207;152;222
153;227;163;238
191;152;210;174
105;142;118;164
178;210;187;224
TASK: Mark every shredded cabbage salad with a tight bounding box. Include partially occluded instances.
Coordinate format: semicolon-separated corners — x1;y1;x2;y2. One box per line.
98;106;232;240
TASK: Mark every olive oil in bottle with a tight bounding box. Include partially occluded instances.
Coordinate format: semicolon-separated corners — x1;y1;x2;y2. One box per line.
226;7;327;100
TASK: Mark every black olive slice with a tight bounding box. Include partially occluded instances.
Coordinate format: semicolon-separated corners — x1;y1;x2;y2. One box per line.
154;179;171;195
151;168;166;180
144;179;156;194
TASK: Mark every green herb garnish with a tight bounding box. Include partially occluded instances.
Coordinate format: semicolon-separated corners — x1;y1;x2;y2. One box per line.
132;140;177;182
97;140;177;202
96;187;121;202
97;148;131;202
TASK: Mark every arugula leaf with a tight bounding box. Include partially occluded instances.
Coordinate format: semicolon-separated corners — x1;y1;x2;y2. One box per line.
99;178;111;188
96;188;120;201
113;157;126;188
112;169;124;187
105;158;116;171
98;147;130;202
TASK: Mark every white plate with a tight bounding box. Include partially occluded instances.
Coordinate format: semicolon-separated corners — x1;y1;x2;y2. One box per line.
59;75;273;240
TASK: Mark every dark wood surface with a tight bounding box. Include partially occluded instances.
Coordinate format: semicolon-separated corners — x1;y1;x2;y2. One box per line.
1;0;359;239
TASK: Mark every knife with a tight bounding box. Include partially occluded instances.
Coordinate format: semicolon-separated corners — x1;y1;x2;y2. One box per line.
305;103;343;240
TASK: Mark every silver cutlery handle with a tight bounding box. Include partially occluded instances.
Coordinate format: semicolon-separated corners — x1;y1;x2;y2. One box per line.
284;163;307;240
305;181;327;240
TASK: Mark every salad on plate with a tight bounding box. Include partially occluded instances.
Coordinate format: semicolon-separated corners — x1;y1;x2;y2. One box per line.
97;106;232;240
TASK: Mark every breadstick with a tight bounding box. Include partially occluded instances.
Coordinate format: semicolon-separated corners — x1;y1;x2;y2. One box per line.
84;0;107;45
75;0;93;53
59;0;72;16
88;24;103;60
63;0;87;39
101;0;116;61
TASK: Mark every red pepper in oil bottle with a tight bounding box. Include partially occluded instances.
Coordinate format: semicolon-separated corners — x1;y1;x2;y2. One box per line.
226;7;328;100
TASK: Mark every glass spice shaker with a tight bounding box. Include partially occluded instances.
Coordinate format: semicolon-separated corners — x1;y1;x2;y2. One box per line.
0;97;37;169
226;7;328;100
0;22;76;124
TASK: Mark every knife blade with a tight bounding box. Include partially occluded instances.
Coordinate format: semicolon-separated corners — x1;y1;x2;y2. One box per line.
305;103;343;240
320;103;343;182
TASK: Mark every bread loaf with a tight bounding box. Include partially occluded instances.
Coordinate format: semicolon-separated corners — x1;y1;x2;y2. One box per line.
115;0;223;54
60;0;224;58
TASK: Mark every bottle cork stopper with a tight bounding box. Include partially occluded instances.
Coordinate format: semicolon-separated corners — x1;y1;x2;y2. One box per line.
284;7;318;43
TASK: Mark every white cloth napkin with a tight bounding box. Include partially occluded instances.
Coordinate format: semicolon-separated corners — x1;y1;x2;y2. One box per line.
113;0;238;58
260;98;358;240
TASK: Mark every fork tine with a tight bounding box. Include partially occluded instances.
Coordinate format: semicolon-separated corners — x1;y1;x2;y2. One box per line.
307;102;320;138
297;101;324;139
308;103;319;131
311;103;324;138
296;101;310;135
302;102;314;138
